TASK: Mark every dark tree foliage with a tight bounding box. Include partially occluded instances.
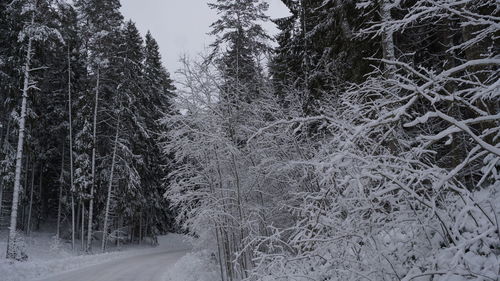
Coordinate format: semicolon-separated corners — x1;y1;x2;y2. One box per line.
271;0;381;114
208;0;272;103
0;0;178;252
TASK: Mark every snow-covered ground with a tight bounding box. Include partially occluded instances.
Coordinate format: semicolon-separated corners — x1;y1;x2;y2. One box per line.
36;235;191;281
0;229;196;281
164;249;221;281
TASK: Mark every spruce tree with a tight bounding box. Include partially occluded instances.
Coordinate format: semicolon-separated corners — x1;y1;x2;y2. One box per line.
271;0;380;114
0;0;24;228
75;0;123;252
101;20;144;251
142;31;177;235
0;0;178;257
208;0;271;103
5;0;60;260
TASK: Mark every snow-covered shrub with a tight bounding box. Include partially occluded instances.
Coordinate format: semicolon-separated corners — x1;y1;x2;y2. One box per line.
49;235;62;253
7;231;28;262
246;0;500;279
164;1;499;279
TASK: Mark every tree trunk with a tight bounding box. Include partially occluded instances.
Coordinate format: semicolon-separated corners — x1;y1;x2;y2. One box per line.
71;196;75;250
6;12;34;259
102;115;120;252
0;120;11;218
21;154;29;232
0;179;3;219
380;0;396;74
0;119;10;154
139;210;142;244
56;145;65;239
215;226;226;281
37;163;43;231
80;201;85;250
26;161;35;236
129;220;133;244
87;68;99;253
76;198;80;240
145;211;149;244
117;217;122;248
67;44;76;251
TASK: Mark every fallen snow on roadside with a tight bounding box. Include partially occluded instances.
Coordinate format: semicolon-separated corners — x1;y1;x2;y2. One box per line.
0;232;189;281
2;249;137;281
164;250;221;281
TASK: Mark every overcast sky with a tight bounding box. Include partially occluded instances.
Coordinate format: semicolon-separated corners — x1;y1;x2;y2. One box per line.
120;0;290;77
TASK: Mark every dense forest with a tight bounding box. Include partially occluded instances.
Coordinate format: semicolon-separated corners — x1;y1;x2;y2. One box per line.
0;0;176;257
1;0;499;280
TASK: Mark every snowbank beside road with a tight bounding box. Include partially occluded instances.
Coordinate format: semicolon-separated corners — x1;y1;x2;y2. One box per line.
1;249;135;281
0;232;188;281
164;250;221;281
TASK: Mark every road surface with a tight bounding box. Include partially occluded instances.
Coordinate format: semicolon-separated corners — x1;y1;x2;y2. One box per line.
37;247;189;281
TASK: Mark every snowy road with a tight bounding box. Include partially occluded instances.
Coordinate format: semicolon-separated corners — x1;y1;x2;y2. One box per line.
37;247;189;281
32;234;191;281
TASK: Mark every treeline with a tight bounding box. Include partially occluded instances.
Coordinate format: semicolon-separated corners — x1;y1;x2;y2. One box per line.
0;0;176;259
165;0;499;280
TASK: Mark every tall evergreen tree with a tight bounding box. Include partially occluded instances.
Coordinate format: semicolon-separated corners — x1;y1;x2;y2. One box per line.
208;0;272;103
0;0;24;229
74;0;123;252
5;0;61;260
0;0;178;260
142;31;177;234
101;20;144;252
271;0;380;114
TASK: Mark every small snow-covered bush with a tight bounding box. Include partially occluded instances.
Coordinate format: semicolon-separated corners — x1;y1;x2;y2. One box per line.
7;231;28;262
49;235;62;253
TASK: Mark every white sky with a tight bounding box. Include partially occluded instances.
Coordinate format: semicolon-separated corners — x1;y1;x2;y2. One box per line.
120;0;290;77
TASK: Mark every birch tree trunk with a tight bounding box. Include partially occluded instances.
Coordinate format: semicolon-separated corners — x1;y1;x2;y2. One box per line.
101;115;120;252
6;11;34;259
87;69;99;253
380;0;396;74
